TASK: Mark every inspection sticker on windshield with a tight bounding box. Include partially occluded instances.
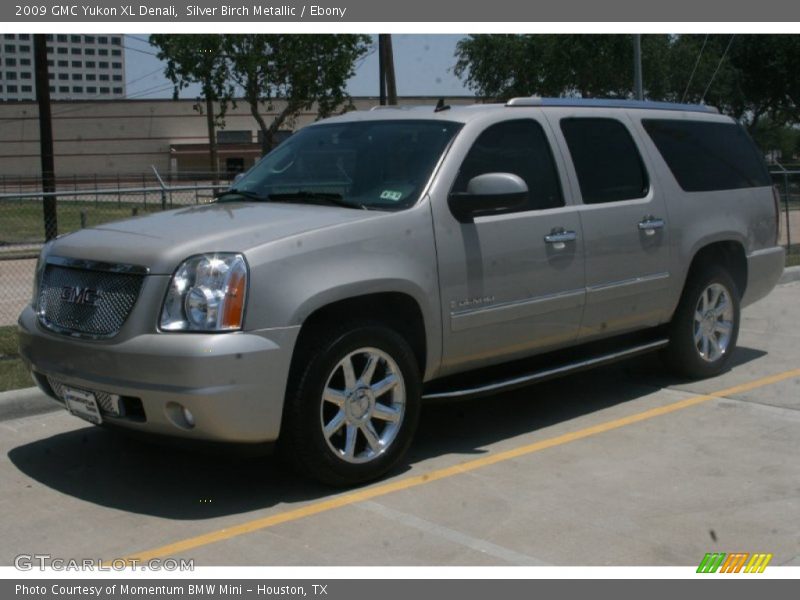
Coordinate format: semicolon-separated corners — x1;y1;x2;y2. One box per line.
380;190;404;202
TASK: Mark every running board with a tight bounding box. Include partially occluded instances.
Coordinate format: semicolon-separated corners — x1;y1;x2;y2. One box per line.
422;339;669;401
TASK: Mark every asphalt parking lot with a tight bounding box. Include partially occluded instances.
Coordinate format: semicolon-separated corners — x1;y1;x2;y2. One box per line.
1;281;798;567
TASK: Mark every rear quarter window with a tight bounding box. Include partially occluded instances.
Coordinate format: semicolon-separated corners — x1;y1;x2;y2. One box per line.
642;119;771;192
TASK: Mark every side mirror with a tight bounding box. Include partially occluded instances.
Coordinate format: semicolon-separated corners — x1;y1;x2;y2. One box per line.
448;173;528;222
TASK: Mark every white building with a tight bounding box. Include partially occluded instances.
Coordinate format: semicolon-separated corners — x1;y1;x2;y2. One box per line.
0;34;126;102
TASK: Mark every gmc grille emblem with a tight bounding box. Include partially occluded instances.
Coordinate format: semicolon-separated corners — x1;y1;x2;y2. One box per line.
60;286;101;306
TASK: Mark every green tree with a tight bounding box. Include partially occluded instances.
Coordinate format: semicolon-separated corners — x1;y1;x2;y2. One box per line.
150;34;231;183
223;34;370;154
454;34;800;133
454;34;673;101
674;35;800;131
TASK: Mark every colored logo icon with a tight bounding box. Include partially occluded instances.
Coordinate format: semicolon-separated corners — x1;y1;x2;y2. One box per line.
697;552;773;573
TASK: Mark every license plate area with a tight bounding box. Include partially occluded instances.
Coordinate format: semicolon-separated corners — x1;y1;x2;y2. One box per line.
63;386;103;425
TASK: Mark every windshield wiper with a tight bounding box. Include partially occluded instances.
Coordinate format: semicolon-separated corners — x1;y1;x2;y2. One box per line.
216;189;268;202
267;190;367;210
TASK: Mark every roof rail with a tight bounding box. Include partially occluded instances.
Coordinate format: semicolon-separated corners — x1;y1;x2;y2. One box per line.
505;97;719;114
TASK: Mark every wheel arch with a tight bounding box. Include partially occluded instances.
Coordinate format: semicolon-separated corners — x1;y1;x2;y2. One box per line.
684;239;748;300
290;290;429;381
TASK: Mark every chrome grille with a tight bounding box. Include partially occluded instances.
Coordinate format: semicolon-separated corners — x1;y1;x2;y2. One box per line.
37;260;145;338
48;378;122;417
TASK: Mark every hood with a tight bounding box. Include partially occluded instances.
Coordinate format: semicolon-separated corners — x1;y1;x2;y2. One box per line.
48;201;382;274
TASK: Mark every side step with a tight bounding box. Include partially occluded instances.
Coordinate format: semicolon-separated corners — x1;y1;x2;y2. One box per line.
422;339;669;401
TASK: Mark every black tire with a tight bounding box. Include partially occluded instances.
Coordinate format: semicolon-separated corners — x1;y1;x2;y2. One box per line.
664;266;740;379
279;321;421;487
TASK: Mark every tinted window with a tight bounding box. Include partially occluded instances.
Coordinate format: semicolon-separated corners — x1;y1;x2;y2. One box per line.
642;119;771;192
561;118;649;204
452;119;563;211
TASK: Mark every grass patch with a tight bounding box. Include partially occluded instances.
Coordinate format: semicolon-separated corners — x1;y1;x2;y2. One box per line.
0;325;19;357
0;325;30;392
0;360;31;392
0;199;161;246
787;253;800;267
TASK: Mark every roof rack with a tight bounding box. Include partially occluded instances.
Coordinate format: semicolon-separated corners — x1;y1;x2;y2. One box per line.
505;97;719;114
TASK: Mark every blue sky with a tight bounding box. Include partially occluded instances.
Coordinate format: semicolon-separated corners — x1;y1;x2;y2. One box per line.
123;34;473;99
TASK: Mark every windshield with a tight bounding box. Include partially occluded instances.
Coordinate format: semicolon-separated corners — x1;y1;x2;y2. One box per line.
226;119;463;210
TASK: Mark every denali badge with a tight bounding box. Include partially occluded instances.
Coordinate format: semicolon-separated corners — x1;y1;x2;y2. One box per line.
60;286;101;306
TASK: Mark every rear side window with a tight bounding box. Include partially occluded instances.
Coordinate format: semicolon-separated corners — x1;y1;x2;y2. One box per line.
560;118;649;204
452;119;563;211
642;119;771;192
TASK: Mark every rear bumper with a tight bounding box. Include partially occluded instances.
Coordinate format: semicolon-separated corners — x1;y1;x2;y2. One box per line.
17;306;300;443
743;246;785;308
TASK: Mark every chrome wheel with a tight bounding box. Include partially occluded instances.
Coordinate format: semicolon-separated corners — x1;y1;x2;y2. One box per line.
320;347;406;464
693;283;735;363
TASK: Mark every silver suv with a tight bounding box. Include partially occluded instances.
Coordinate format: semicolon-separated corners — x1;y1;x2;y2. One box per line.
18;98;785;485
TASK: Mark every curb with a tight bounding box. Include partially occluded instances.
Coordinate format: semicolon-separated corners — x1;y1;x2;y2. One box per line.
779;265;800;284
0;386;60;422
1;266;799;422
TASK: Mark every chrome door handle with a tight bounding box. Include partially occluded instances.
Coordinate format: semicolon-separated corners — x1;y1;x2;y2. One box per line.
544;229;577;249
638;216;665;235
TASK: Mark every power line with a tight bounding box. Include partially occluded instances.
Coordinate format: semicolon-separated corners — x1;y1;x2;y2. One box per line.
125;83;175;99
123;44;158;57
681;34;708;104
125;66;166;89
126;35;153;46
701;35;736;104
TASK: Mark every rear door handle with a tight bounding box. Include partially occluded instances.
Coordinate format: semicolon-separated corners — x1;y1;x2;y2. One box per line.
544;229;577;249
638;216;665;235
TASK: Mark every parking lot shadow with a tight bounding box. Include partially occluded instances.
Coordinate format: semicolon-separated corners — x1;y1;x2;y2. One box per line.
7;347;766;520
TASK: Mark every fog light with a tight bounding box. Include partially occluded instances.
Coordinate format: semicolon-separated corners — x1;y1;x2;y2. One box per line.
182;407;195;428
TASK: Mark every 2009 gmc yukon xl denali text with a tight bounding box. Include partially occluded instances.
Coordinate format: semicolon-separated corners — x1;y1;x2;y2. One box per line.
18;98;785;485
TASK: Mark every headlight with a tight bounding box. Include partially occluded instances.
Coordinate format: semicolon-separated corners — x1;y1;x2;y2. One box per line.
160;253;248;332
31;241;52;309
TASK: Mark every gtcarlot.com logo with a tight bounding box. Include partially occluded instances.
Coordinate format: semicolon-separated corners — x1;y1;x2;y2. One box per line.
14;554;194;571
697;552;773;573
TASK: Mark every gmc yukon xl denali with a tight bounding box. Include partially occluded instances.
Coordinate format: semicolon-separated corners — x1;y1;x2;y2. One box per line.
18;98;785;485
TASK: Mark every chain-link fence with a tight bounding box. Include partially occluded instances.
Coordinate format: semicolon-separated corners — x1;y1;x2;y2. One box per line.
770;169;800;261
2;172;799;327
0;179;227;326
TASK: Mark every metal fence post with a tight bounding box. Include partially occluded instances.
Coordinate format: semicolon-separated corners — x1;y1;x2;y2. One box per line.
151;165;167;211
784;171;792;251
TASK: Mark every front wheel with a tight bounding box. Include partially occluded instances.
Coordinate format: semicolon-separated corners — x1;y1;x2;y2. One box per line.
280;323;421;487
664;267;740;379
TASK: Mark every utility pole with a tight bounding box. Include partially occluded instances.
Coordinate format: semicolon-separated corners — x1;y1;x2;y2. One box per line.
378;34;397;105
204;95;219;186
378;35;387;106
34;34;57;241
383;35;397;105
633;34;643;101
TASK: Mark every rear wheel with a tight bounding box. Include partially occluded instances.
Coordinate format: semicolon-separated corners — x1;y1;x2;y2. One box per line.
664;267;740;379
280;322;421;486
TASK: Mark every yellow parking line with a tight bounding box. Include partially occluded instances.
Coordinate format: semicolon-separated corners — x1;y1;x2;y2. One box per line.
120;367;800;563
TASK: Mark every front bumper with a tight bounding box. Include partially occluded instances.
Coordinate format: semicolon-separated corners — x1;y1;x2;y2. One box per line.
17;306;300;443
